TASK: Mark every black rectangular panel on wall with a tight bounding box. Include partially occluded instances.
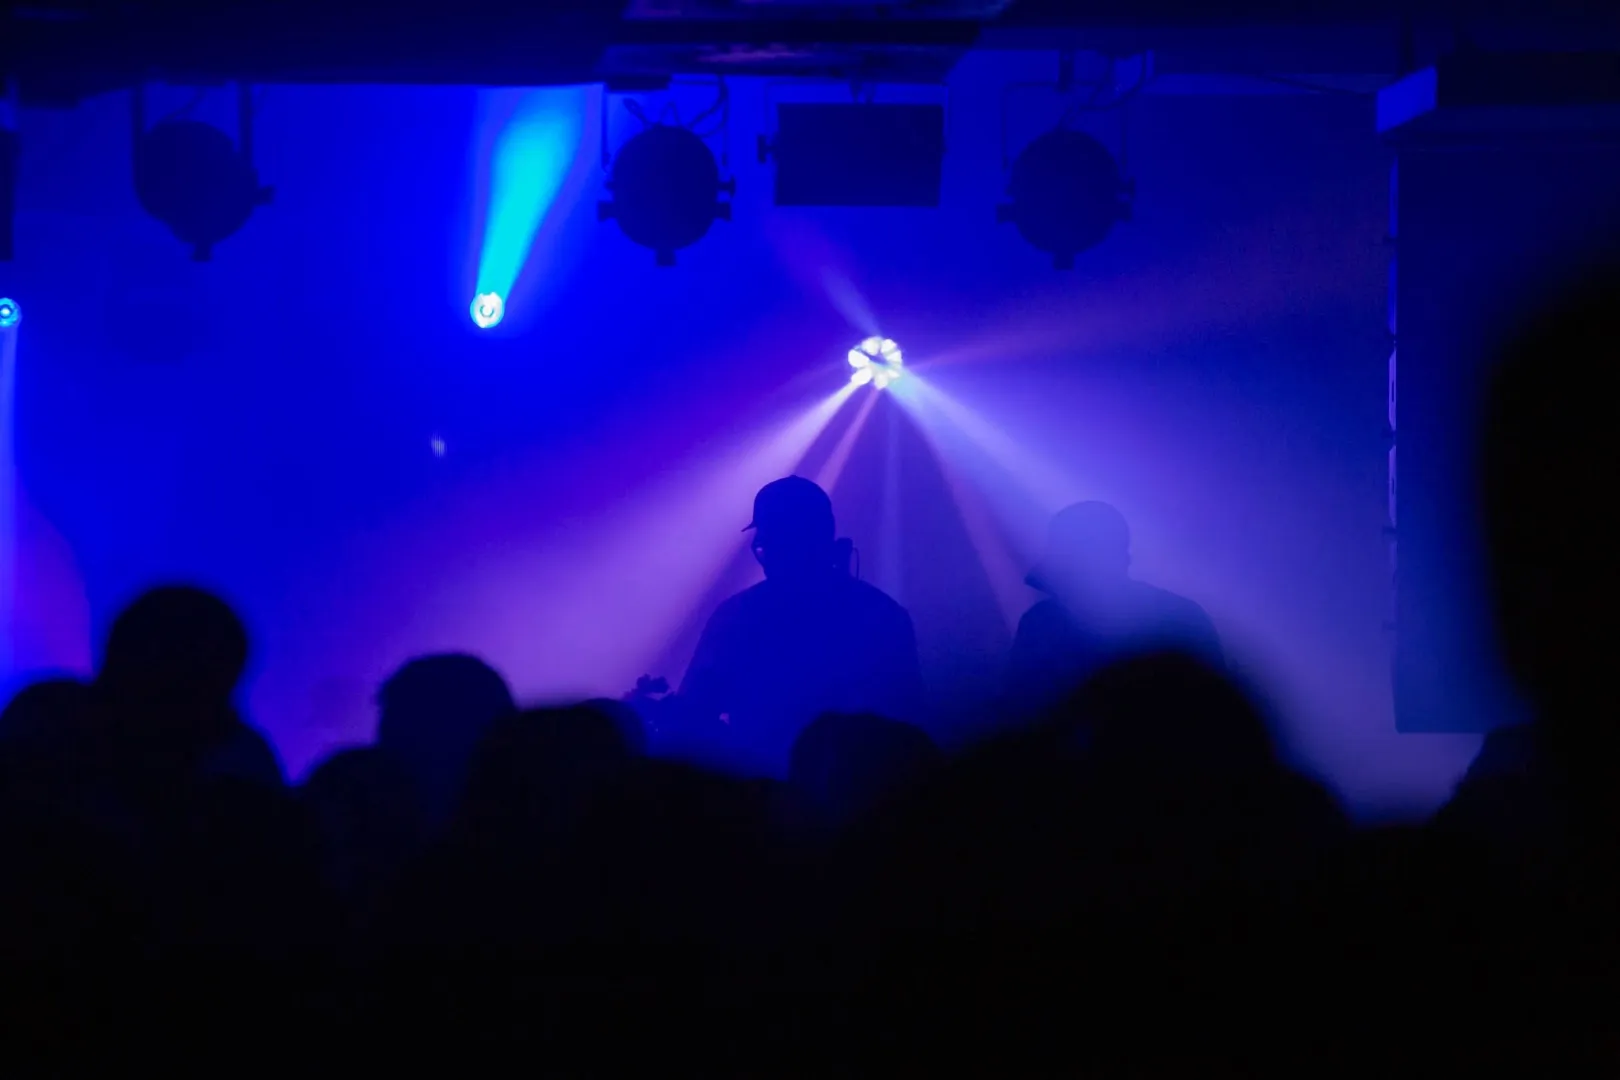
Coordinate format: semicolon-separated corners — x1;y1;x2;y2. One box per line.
1392;142;1620;732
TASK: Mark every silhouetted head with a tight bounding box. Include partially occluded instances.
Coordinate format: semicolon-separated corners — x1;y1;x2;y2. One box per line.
304;745;422;824
375;653;516;828
301;745;427;895
98;585;249;708
746;475;838;582
0;677;90;745
1029;501;1131;595
1483;265;1620;729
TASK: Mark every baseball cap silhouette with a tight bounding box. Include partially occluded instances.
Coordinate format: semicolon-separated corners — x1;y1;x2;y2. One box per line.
744;476;835;537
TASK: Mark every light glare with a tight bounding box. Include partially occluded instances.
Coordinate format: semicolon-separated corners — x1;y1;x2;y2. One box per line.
471;292;504;329
847;333;904;390
0;299;18;329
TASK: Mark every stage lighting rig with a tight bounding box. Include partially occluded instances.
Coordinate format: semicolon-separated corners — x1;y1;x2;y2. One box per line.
848;335;903;389
133;84;273;260
598;86;734;266
998;128;1131;269
0;298;18;329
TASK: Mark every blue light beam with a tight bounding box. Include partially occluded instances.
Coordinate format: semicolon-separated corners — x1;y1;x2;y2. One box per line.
0;299;19;677
471;87;590;327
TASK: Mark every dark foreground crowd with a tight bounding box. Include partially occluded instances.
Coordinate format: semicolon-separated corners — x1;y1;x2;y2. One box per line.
2;269;1618;1070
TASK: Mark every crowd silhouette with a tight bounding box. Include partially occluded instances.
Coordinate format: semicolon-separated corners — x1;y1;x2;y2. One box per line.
2;265;1617;1067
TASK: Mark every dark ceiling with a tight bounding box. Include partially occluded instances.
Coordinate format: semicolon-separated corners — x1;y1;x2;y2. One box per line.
3;0;1618;104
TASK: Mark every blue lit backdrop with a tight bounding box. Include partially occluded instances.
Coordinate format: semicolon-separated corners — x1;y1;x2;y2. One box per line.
0;59;1481;815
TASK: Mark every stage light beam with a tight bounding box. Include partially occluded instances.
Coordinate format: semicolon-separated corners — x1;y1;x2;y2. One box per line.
472;86;592;326
813;386;881;494
1;294;18;676
899;374;1083;520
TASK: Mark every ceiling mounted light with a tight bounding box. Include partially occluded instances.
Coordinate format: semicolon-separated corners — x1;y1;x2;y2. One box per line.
998;128;1131;269
133;84;274;260
848;335;903;390
598;123;734;266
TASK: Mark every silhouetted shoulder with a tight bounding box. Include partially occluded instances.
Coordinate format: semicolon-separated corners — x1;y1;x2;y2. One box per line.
707;582;767;625
695;582;776;644
845;577;913;622
1128;581;1223;659
1131;581;1211;621
206;721;287;787
1017;597;1072;632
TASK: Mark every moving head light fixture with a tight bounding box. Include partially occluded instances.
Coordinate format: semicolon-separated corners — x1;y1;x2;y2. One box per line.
998;50;1143;268
134;83;274;260
999;127;1132;269
598;79;735;266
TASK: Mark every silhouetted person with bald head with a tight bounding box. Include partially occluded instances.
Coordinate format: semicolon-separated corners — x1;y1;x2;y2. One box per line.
680;476;923;778
1007;501;1221;715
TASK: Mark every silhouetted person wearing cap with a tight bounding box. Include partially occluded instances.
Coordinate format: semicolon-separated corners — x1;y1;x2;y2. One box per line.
1007;501;1221;715
680;476;923;777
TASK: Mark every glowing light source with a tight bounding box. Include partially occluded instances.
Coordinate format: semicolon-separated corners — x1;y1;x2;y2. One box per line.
847;335;903;389
0;299;17;329
470;292;504;329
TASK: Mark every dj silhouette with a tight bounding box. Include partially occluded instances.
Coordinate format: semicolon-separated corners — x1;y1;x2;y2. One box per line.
680;476;923;777
1008;501;1222;713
